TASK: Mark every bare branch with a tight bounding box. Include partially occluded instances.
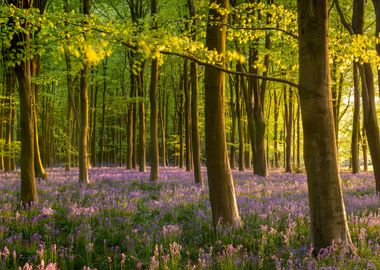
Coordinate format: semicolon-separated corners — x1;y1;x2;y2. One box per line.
160;51;299;89
334;0;354;35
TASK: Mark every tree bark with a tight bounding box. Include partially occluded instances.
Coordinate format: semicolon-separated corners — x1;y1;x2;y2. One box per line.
188;0;203;185
149;0;159;181
236;65;244;172
250;47;267;177
79;0;90;184
285;87;293;173
31;56;47;179
205;0;241;228
296;96;301;170
229;75;236;169
178;91;184;169
351;63;360;174
9;0;38;202
297;0;354;250
138;68;146;172
99;58;107;166
184;60;192;171
273;90;280;168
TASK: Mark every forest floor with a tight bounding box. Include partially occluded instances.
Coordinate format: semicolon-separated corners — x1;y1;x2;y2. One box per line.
0;167;379;269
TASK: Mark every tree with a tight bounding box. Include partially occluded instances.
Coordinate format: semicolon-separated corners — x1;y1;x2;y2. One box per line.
149;0;159;181
79;0;91;184
188;0;203;185
297;0;354;250
9;0;38;203
205;0;241;227
336;0;380;193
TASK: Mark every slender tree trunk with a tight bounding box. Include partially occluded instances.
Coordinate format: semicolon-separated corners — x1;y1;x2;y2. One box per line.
138;68;146;172
31;57;47;179
243;123;251;169
165;86;170;166
241;69;255;171
205;0;241;227
149;0;159;182
4;70;14;172
296;96;301;170
190;61;203;184
273;90;280;168
79;64;89;183
362;127;368;171
178;92;184;169
229;75;236;169
91;75;98;167
79;0;90;184
10;95;16;171
127;60;136;169
132;81;137;169
285;88;293;172
184;60;192;171
159;81;167;167
99;58;107;166
149;57;159;181
351;63;360;174
236;65;244;172
188;0;203;185
64;46;73;171
297;0;354;250
0;89;4;171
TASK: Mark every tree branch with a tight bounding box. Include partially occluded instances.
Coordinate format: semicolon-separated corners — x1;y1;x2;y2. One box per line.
224;24;298;39
334;0;354;35
160;51;299;89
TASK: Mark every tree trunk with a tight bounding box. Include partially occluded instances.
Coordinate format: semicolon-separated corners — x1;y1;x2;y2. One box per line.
297;0;354;250
352;0;380;193
138;68;146;172
250;47;267;177
10;8;38;202
188;0;203;185
91;73;99;167
273;90;280;168
359;64;380;192
236;65;244;172
351;63;360;174
229;75;236;169
4;70;14;172
190;61;203;184
79;0;90;184
285;87;293;173
0;88;4;171
205;0;241;228
159;78;167;167
127;59;136;169
31;57;47;179
149;0;159;182
178;92;184;169
362;127;368;171
296;97;301;170
241;67;255;171
372;0;380;96
99;58;107;166
184;60;192;171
